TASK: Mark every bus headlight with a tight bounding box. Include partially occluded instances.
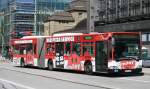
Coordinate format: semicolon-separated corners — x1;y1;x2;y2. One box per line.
137;64;142;68
137;60;142;68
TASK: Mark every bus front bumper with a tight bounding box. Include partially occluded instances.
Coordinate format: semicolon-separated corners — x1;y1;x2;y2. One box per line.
108;68;142;74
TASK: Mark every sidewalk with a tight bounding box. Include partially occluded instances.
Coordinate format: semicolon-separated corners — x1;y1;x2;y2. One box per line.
0;56;11;64
143;68;150;75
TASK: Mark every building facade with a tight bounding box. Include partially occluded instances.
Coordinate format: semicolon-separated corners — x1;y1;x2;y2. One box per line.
44;0;88;35
0;0;71;43
0;0;9;44
44;11;75;35
0;0;11;55
10;0;35;33
89;0;150;57
52;0;150;58
36;0;71;35
0;0;71;56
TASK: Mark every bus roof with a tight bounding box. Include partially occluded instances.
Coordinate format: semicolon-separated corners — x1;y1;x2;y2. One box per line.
19;32;139;39
53;33;83;36
110;32;140;34
21;36;49;39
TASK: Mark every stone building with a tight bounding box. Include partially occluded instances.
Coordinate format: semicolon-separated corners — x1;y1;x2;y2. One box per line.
44;0;87;35
44;12;74;35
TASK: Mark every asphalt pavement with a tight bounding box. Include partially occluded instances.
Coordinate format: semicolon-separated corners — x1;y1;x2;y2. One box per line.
143;68;150;75
1;59;150;75
1;61;150;89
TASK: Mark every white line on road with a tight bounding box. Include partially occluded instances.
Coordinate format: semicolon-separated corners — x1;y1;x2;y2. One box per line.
118;78;150;83
0;78;36;89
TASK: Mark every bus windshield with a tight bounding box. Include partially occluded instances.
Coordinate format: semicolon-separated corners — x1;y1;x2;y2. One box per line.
113;34;140;60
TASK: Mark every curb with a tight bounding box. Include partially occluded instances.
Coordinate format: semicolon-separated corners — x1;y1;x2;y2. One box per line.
142;68;150;75
143;72;150;75
144;73;150;75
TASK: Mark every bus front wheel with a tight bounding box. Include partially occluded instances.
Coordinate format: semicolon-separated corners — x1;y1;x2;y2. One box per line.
84;62;93;74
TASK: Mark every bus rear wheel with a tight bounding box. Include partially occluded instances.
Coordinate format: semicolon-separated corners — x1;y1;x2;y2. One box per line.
48;60;53;71
84;62;93;74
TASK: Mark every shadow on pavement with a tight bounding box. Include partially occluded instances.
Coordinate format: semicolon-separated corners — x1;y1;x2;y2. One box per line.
14;66;144;77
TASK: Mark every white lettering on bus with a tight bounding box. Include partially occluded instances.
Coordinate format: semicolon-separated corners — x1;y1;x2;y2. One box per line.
46;37;74;42
14;40;33;44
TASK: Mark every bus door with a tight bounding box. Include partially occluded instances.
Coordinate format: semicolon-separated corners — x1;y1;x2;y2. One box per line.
95;41;108;72
55;42;64;68
37;38;46;68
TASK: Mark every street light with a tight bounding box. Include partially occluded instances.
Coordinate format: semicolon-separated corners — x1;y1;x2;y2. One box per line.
0;10;4;55
34;0;37;35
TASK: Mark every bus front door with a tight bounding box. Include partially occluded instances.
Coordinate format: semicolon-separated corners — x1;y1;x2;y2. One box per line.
55;43;64;68
95;41;108;72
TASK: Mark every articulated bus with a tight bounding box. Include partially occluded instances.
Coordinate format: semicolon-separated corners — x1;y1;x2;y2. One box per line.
10;32;142;74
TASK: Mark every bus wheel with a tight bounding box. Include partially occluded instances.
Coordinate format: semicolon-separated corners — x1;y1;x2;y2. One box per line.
48;60;53;71
84;62;93;74
20;59;25;67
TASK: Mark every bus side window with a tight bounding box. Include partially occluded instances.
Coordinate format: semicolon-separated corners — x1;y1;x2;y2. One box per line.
65;43;70;55
46;44;51;54
83;43;94;56
23;50;26;54
20;47;25;54
83;46;94;56
46;44;55;55
55;43;64;56
13;45;19;54
83;48;90;56
26;44;33;54
72;43;81;56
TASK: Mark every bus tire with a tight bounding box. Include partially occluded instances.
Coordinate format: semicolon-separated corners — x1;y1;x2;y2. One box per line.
84;62;93;74
48;60;53;71
20;58;25;67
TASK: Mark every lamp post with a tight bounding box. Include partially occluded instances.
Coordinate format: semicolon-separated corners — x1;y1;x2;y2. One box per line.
9;4;11;39
0;24;4;55
34;0;37;35
0;11;4;55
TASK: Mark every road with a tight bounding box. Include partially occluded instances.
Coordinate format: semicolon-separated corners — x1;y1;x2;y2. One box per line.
0;63;150;89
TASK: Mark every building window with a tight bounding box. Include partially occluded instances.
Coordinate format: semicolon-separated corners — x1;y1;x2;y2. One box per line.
78;12;83;16
59;21;62;24
78;12;83;18
142;34;147;42
91;6;94;10
148;34;150;41
91;16;94;19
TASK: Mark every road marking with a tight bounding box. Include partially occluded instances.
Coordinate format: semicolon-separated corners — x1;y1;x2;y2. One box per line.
0;78;36;89
119;78;150;83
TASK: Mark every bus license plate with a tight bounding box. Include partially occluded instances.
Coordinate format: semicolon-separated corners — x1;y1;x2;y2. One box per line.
125;70;131;72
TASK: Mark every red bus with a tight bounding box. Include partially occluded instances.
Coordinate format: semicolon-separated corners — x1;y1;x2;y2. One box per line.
11;32;142;74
